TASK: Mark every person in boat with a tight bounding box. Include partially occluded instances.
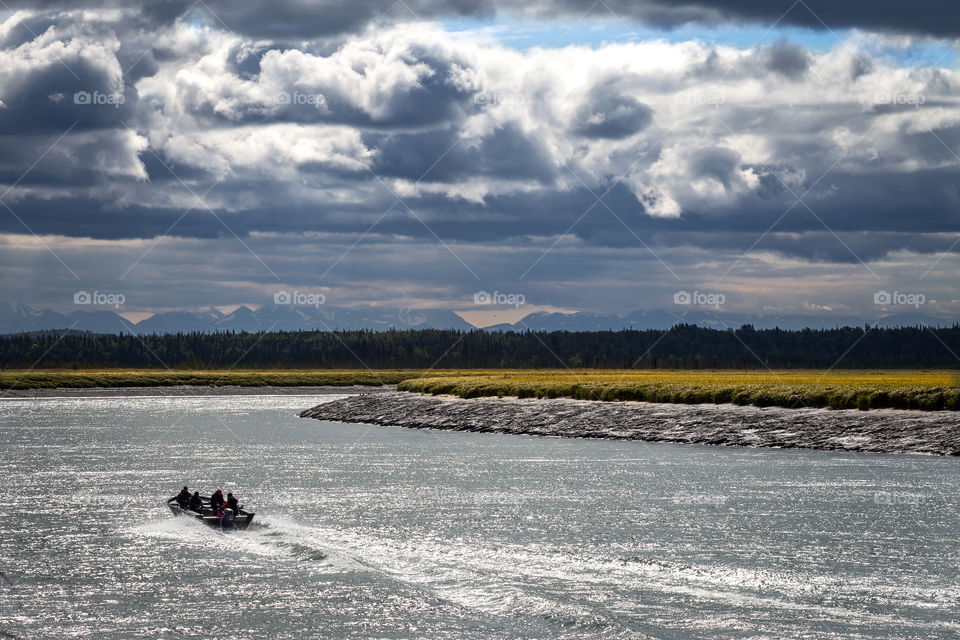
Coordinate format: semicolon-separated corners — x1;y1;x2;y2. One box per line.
175;486;191;507
210;489;225;510
188;491;203;512
226;492;239;513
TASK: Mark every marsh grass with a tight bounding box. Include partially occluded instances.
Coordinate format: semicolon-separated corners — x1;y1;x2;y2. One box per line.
3;368;957;411
397;371;960;411
0;369;426;390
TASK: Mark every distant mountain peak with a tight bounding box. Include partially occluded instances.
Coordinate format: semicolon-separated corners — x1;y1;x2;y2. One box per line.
0;302;954;335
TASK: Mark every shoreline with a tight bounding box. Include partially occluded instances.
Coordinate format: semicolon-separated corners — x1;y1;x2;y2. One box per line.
2;370;955;411
300;391;960;456
0;384;396;398
6;385;958;455
399;372;960;412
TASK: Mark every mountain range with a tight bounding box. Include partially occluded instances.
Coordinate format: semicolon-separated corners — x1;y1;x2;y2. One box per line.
0;302;474;335
0;302;956;335
484;310;959;331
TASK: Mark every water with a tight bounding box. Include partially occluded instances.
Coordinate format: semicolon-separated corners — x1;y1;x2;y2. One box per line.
1;394;958;639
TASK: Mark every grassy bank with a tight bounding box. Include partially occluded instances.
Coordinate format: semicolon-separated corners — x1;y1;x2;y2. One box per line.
0;369;432;390
4;368;958;411
397;371;960;411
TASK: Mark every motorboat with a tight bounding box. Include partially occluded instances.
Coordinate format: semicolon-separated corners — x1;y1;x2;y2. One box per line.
167;494;255;530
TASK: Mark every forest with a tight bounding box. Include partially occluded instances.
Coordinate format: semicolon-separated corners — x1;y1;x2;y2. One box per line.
1;324;959;370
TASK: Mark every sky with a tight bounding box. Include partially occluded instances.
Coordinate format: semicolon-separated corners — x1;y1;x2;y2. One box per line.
1;0;959;327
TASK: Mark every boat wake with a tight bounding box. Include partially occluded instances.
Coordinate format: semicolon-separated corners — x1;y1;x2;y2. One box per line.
129;513;960;638
129;514;623;633
130;515;357;569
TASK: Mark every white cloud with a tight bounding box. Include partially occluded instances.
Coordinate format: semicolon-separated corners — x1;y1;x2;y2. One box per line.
122;22;960;217
159;124;372;178
2;10;960;316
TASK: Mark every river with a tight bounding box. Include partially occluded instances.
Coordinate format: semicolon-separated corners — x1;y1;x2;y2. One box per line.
1;394;957;639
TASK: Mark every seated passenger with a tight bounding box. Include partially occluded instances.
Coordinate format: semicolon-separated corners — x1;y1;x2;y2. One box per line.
188;491;203;512
210;489;225;509
175;486;190;506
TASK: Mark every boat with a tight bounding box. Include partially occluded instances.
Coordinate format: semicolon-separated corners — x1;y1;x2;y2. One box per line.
166;494;255;530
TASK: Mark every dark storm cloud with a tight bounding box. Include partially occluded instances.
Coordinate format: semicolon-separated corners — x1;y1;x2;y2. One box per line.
8;157;954;271
0;185;394;239
3;0;958;38
341;162;960;265
0;0;496;38
536;0;960;38
0;130;145;187
226;43;272;80
759;40;811;80
0;13;64;50
650;229;958;265
369;123;556;183
201;0;497;39
571;80;654;139
0;196;225;239
274;70;470;129
2;4;959;317
0;62;136;135
687;147;742;190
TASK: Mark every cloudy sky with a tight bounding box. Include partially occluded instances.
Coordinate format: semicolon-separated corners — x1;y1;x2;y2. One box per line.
1;0;959;326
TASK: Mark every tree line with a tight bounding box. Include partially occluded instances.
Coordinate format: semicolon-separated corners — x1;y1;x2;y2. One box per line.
1;325;959;370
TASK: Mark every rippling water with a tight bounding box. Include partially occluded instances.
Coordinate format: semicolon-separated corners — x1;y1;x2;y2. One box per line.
1;394;958;639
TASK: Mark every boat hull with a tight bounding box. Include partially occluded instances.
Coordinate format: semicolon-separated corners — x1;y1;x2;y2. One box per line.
167;501;255;530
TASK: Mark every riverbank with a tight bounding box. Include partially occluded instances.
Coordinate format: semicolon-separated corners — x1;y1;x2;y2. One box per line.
300;392;960;455
399;371;960;411
0;369;424;391
3;369;957;411
0;384;397;398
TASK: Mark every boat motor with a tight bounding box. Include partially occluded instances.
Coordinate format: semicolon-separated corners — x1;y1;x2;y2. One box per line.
221;507;235;529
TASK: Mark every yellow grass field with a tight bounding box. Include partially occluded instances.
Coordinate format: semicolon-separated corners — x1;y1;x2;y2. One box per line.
0;369;423;390
1;369;957;410
397;370;960;411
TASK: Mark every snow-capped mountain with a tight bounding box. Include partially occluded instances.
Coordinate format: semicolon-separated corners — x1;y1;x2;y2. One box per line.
1;302;955;335
0;302;474;334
